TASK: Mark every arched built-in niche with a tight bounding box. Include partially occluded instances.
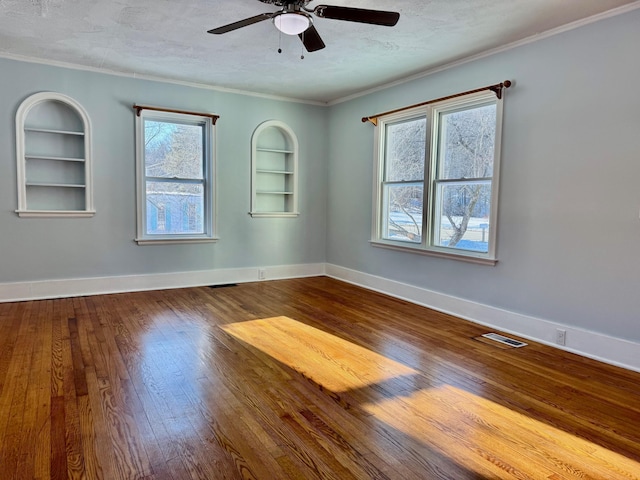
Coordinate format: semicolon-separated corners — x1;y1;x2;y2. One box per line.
250;120;299;217
16;92;94;217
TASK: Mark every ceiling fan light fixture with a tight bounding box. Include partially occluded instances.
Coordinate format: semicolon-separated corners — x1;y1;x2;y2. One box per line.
273;12;310;35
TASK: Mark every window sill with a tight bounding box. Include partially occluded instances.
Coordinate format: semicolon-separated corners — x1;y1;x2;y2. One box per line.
16;209;96;218
370;240;497;266
135;237;219;246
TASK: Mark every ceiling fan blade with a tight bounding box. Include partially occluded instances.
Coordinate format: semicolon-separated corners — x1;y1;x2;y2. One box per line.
207;13;272;34
299;25;326;52
313;5;399;26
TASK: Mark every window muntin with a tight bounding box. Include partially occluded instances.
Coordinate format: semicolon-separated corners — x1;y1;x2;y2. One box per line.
374;91;502;262
135;110;215;244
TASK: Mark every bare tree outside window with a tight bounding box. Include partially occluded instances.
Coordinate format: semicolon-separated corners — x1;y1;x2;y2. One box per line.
435;104;496;250
142;119;207;236
383;117;426;242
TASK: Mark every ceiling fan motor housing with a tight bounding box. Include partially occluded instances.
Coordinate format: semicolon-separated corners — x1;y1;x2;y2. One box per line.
259;0;312;7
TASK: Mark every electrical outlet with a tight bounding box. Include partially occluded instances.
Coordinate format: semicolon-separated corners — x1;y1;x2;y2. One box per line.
258;269;266;280
556;328;566;346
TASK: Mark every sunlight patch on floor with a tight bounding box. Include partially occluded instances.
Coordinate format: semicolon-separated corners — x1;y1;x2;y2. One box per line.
221;316;417;393
362;384;640;479
222;316;640;479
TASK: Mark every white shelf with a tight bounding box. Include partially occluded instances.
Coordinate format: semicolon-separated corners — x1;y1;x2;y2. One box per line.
26;182;86;188
256;147;293;154
26;155;85;162
249;211;300;218
24;127;85;136
256;169;294;174
16;209;96;218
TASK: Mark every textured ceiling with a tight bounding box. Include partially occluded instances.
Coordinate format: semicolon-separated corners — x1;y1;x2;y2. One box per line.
0;0;638;103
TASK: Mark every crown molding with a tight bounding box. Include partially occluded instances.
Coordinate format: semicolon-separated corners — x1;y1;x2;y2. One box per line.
327;2;640;106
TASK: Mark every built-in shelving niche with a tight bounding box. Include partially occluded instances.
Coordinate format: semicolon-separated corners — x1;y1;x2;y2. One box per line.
16;92;94;217
250;120;299;218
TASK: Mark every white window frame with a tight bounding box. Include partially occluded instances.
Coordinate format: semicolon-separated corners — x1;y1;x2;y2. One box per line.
371;90;503;265
135;109;217;245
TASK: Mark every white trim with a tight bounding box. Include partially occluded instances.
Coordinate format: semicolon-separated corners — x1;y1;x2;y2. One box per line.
16;209;96;218
135;109;216;243
325;264;640;373
2;261;638;372
0;52;327;106
16;92;94;216
370;240;497;266
328;2;640;105
0;3;637;105
250;120;299;217
372;90;502;263
0;263;326;303
249;212;300;218
134;237;219;246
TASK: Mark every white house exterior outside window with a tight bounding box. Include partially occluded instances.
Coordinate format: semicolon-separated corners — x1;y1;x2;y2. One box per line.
135;109;216;244
372;90;503;264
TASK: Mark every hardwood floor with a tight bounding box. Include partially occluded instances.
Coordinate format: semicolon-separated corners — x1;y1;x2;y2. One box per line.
0;277;639;479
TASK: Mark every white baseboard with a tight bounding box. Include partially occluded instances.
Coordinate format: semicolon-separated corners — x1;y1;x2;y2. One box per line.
3;262;637;373
0;263;326;303
326;263;640;373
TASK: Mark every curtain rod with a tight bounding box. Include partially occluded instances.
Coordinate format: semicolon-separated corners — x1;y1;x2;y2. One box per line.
362;80;512;126
133;104;220;125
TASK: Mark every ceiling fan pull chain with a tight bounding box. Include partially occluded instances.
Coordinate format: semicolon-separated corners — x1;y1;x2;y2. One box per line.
300;31;305;60
278;29;282;54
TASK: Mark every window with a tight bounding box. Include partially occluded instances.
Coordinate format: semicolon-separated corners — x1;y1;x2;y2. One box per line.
372;91;503;263
135;109;216;244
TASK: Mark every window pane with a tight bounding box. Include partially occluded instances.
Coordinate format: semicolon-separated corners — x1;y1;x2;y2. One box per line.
385;117;426;182
146;181;204;235
144;120;204;179
434;181;491;253
438;104;496;180
383;183;423;243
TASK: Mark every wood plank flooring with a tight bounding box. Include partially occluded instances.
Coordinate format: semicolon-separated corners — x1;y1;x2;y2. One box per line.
0;277;639;479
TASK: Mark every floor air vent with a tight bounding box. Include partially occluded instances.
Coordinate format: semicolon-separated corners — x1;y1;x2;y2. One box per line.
481;333;528;348
208;283;238;288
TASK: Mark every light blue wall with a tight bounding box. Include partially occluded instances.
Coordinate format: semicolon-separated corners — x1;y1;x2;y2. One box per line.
2;9;639;346
327;10;640;342
0;59;328;282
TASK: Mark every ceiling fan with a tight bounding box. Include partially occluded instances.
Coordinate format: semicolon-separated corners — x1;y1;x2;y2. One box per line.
207;0;400;53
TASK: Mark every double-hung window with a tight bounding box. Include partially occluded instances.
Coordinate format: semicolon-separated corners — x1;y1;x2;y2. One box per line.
372;90;503;263
135;109;216;244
